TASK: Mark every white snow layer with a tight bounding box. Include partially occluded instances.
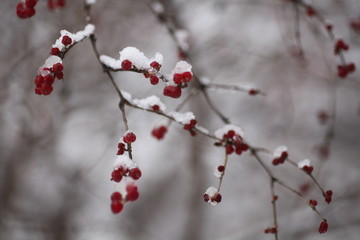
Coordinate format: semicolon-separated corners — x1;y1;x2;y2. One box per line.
113;154;137;170
168;111;195;124
52;24;95;51
298;159;311;168
214;124;244;139
132;95;166;112
85;0;97;4
273;145;288;158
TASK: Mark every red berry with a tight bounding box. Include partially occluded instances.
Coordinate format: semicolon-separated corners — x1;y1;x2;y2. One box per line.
143;72;150;78
163;85;182;98
16;3;28;19
152;105;160;112
325;190;333;197
150;61;161;70
111;202;123;214
44;75;55;85
62;36;72;46
318;221;328;234
226;145;234;155
273;195;278;202
182;72;192;82
150;76;159;85
35;86;42;95
129;168;142;180
217;165;225;172
111;192;122;202
55;72;64;80
334;39;349;54
34;75;44;86
123;132;136;143
121;60;132;70
41;84;53;95
151;126;168;140
272;158;280;166
203;193;210;202
57;0;65;7
25;7;36;18
25;0;37;8
126;184;139;201
173;73;183;84
303;165;314;174
306;7;316;17
111;169;122;183
309;199;318;207
248;89;259;95
325;196;332;204
211;193;222;203
48;0;56;10
52;63;64;73
51;47;60;56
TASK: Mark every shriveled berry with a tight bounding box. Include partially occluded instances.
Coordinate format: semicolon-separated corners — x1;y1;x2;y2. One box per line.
62;36;72;46
129;167;142;180
163;85;182;98
121;60;132;70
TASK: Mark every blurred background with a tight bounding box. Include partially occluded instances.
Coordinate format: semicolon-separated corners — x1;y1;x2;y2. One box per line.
1;0;360;239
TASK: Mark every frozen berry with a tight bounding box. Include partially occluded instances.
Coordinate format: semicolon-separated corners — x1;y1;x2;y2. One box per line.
62;36;72;46
111;202;123;214
123;132;136;143
52;63;64;73
150;76;159;85
163;85;182;98
318;221;328;234
150;61;161;70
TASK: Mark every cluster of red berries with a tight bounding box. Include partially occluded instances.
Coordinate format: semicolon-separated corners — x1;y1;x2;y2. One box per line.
272;150;288;166
47;0;66;10
309;199;318;208
302;164;314;174
324;190;333;204
264;227;277;234
110;183;140;214
143;61;162;85
34;62;64;95
334;39;349;55
50;35;73;57
116;132;137;156
216;130;249;155
111;166;142;182
16;0;37;19
151;125;168;140
163;71;193;99
203;192;222;204
183;119;197;136
337;63;356;78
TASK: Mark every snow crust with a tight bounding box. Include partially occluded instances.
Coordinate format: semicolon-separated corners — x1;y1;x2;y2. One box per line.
168;111;195;124
132;95;166;112
298;159;311;168
52;24;95;51
38;56;62;76
172;60;192;74
214;124;244;139
85;0;97;4
273;145;288;158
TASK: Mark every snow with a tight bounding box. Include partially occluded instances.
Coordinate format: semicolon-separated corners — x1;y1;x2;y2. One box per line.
204;186;219;206
113;154;137;170
298;159;311;168
132;95;166;112
172;61;192;74
214;124;244;139
52;24;95;51
120;90;132;101
85;0;97;4
214;167;222;178
273;145;288;158
196;126;210;134
99;55;121;70
38;56;62;76
175;29;190;51
149;52;164;65
168;111;195;124
151;2;164;14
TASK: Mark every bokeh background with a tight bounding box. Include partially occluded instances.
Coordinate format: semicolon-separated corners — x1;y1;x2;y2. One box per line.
1;0;360;239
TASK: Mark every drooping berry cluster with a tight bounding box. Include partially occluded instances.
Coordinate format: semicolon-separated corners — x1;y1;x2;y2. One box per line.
298;159;314;174
203;187;222;205
110;131;141;214
151;125;168;140
324;189;333;204
143;61;162;85
183;119;197;136
216;130;249;155
318;220;328;234
164;67;193;99
34;61;64;95
16;0;37;19
337;63;356;78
